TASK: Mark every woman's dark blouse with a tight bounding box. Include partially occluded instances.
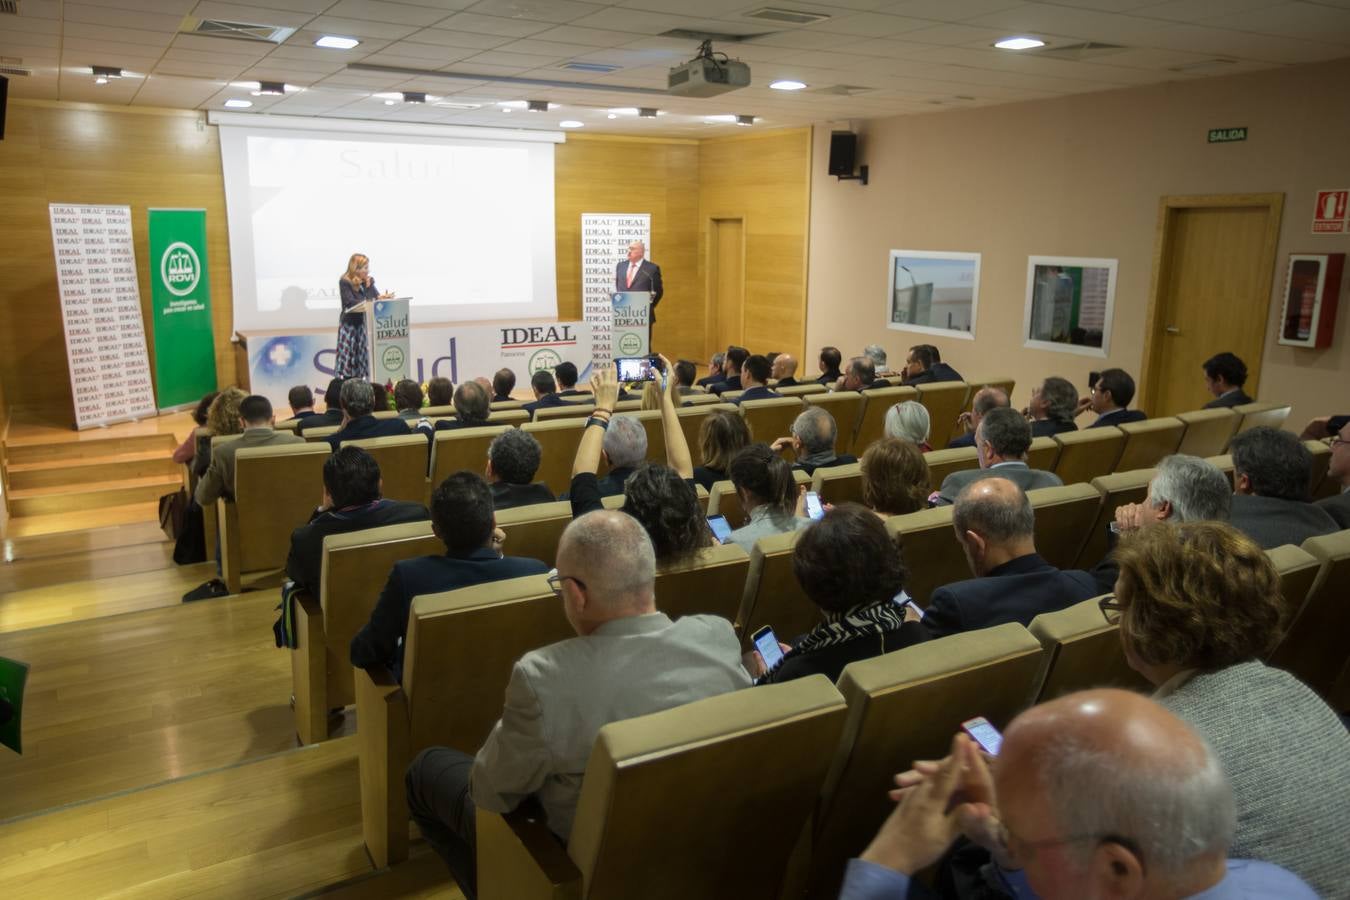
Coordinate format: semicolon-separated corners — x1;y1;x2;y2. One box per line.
339;278;379;325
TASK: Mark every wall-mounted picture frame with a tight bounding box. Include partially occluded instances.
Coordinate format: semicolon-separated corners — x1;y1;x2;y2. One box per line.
1277;253;1343;348
1021;256;1118;358
886;250;980;340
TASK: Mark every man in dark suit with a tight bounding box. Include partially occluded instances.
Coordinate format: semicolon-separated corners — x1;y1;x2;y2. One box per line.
816;346;843;386
1201;352;1254;409
1316;415;1350;527
1228;427;1338;548
1027;376;1080;438
286;385;322;423
486;429;556;509
298;378;345;432
711;346;748;395
432;381;492;433
901;344;962;386
697;352;726;389
947;386;1009;449
522;370;579;417
781;406;857;475
326;380;409;450
733;354;781;404
934;407;1063;505
923;477;1099;639
840;355;890;393
554;361;590;399
923;344;963;382
771;353;799;387
1083;368;1147;428
285;446;430;595
491;368;516;403
349;471;550;681
615;240;663;323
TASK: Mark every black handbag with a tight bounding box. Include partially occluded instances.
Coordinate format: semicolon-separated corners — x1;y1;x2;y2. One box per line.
172;499;207;565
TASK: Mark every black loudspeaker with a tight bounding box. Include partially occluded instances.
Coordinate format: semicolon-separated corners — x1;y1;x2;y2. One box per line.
828;131;855;176
0;76;7;141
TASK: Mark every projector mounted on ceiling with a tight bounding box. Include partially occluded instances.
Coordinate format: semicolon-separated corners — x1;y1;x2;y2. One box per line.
668;40;750;98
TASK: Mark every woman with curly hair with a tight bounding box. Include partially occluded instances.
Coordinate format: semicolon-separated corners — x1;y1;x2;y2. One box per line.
693;409;752;490
860;437;930;518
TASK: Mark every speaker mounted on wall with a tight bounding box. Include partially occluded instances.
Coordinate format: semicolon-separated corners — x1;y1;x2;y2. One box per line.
828;129;867;185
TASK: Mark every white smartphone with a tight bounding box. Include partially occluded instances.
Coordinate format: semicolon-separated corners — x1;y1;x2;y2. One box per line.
751;625;785;671
961;716;1004;756
707;514;733;545
805;491;825;521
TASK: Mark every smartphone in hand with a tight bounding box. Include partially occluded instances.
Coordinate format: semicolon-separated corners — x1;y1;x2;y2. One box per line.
751;625;785;671
961;716;1003;756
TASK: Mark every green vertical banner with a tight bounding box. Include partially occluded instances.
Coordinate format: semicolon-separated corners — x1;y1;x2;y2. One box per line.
148;208;217;409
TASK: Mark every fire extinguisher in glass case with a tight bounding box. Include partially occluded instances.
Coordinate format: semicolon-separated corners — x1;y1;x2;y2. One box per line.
1298;282;1316;340
1279;253;1344;349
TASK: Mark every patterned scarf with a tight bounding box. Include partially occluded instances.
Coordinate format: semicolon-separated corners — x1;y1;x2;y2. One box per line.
793;599;908;655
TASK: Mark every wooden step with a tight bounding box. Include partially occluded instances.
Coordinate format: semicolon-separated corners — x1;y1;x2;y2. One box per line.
6;449;182;491
7;475;184;518
2;519;167;562
0;501;161;539
3;431;176;465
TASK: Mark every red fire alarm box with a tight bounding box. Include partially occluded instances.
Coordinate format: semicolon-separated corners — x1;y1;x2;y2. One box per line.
1278;253;1343;348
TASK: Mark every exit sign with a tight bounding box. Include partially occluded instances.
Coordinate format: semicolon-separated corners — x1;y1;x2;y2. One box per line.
1208;127;1248;143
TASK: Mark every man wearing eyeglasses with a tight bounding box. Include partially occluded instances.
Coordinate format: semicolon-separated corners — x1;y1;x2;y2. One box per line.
841;689;1315;899
1315;414;1350;527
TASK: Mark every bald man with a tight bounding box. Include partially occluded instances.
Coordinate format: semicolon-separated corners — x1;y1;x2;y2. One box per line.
842;689;1315;899
405;511;748;898
615;239;663;324
771;353;799;387
947;385;1009;449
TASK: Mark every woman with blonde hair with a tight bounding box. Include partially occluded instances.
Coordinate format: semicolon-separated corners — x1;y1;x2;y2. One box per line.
693;409;752;490
884;399;932;452
194;387;248;479
335;253;391;379
860;437;930;517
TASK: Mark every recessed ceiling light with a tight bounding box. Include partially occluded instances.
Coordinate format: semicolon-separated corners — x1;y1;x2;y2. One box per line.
560;120;583;128
638;107;659;118
232;81;261;90
374;92;401;101
994;36;1045;50
92;65;121;84
526;100;556;112
499;101;528;109
384;100;397;106
315;35;360;50
769;79;807;91
608;107;638;116
607;113;617;119
402;91;427;104
224;99;253;109
736;115;756;127
704;115;738;124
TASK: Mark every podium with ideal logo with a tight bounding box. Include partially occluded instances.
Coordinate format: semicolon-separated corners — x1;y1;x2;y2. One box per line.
611;291;651;358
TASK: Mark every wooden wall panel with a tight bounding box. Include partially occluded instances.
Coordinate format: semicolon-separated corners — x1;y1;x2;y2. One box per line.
0;101;238;421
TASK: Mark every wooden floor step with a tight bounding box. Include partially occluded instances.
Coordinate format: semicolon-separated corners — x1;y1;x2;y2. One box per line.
311;845;464;899
6;449;181;491
0;500;161;539
3;431;177;465
8;475;184;518
1;519;168;563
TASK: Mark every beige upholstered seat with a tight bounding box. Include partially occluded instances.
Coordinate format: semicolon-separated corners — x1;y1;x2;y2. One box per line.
884;506;966;607
1269;530;1350;699
803;393;865;455
521;418;589;496
422;404;456;417
1264;543;1324;646
676;403;736;457
626;409;666;463
1027;483;1103;570
776;383;827;398
489;401;523;411
736;528;819;647
273;418;300;432
913;381;970;446
487;409;530;426
849;386;917;456
812;462;863;507
1052;427;1125;485
611;399;641;412
1234;401;1291;434
1115;417;1185;471
654;542;750;623
341;433;431;505
371;410;403;421
741;397;806;458
1074;468;1154;569
477;675;848;900
495;500;573;568
1025;435;1061;471
531;403;594;423
718;390;744;403
430;426;511;491
1204;453;1235;487
1176;408;1239;457
679;392;721;406
968;377;1015;407
303;425;340;443
922;447;980;486
1027;596;1151;704
356;574;573;867
806;624;1045;898
291;521;441;744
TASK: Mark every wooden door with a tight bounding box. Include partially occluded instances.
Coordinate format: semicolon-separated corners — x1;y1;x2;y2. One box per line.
1140;194;1283;417
709;218;745;353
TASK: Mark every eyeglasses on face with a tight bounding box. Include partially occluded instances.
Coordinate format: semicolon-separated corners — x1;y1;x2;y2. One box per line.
546;572;586;597
1098;594;1124;625
999;822;1146;872
1325;435;1347;450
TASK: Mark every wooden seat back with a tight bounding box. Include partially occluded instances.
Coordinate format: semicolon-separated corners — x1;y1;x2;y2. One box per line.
495;500;573;569
1025;435;1061;471
1234;401;1291;435
803;392;865;453
740;397;806;455
227;442;332;580
922;447;979;486
654;542;751;624
487;409;530;426
430;426;511;490
1052;427;1125;485
521;419;588;496
812;462;864;507
737;528;819;648
1027;483;1103;570
776;383;827;398
341;433;431;505
533;403;595;422
1176;408;1239;457
1115;417;1185;471
913;381;970;446
1268;530;1350;698
1264;543;1324;651
850;386;917;456
1028;596;1151;704
885;506;966;607
1075;468;1154;569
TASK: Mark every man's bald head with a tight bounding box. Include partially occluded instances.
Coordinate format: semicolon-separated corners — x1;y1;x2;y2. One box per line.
771;353;798;380
557;511;656;634
952;477;1035;575
971;386;1009;417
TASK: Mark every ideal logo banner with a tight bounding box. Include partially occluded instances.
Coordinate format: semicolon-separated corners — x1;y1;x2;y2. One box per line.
581;213;650;371
611;291;651;359
369;297;411;385
148;208;218;410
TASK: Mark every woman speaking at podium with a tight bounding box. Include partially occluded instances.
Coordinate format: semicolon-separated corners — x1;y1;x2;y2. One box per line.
335;252;392;379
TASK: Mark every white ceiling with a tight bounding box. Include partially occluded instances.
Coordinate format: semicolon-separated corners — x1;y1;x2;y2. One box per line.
3;0;1349;136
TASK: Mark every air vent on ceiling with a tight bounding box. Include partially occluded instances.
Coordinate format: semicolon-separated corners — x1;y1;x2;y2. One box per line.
0;65;30;76
744;7;830;25
185;18;297;44
810;84;875;96
660;28;771;44
0;0;18;15
1036;41;1126;60
560;61;621;74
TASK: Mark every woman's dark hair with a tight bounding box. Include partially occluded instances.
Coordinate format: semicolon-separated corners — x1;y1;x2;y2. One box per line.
370;381;389;412
192;391;220;426
860;437;930;515
729;443;795;516
699;410;752;472
792;502;907;615
427;376;454;407
323;377;344;410
622;463;710;567
393;379;423;411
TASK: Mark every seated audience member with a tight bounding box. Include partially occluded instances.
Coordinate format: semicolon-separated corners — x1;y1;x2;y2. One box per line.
947;386;1009;449
405;511;749;897
173;390;219;464
485;429;555;510
900;344;960;386
522;370;575;415
1297;412;1349;440
734;354;780;404
285;446;430;595
286;385;319;423
581;414;649;497
1082;367;1147;427
771;353;799;387
434;381;491;432
1227;426;1337;548
1025;376;1079;437
1201;351;1253;408
711;346;749;395
923;478;1097;639
570;362;710;567
921;344;963;382
780;406;858;475
490;368;515;404
883;400;932;452
554;361;589;399
193;387;248;481
298;378;345;433
725;444;810;552
694;410;752;490
1112;453;1232;533
860;437;930;518
840;355;880;392
752;503;925;685
1316;414;1350;526
393;379;425;421
371;381;390;413
349;471;549;679
843;689;1316;900
696;351;726;388
426;376;454;408
326;379;408;450
1111;521;1350;896
816;345;843;386
672;359;700;398
863;344;895;378
934;407;1062;505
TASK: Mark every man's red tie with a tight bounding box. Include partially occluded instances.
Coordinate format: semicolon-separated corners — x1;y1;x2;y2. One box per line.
626;264;635;289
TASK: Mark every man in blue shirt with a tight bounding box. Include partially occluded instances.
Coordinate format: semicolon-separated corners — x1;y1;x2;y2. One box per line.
841;689;1315;900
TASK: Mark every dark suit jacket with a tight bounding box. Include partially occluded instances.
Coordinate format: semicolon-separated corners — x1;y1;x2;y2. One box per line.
594;466;637;498
1088;409;1147;428
433;418;491;432
523;393;578;416
693;466;727;491
735;386;781;404
326;414;409;450
816;371;842;386
761;619;928;685
947;431;976;449
615;259;663;305
775;377;799;387
1316;490;1350;528
287;410;323;423
1229;493;1340;549
492;394;513;403
298;409;343;432
350;548;550;680
793;454;858;476
557;389;591;399
1204;390;1253;409
711;376;743;396
285;498;431;594
1032;418;1078;438
491;480;557;510
904;364;962;386
936;462;1064;505
923;554;1100;640
697;373;726;388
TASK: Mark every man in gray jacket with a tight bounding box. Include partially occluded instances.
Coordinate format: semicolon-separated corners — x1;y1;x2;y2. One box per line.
1228;427;1338;548
934;407;1062;505
404;510;750;899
